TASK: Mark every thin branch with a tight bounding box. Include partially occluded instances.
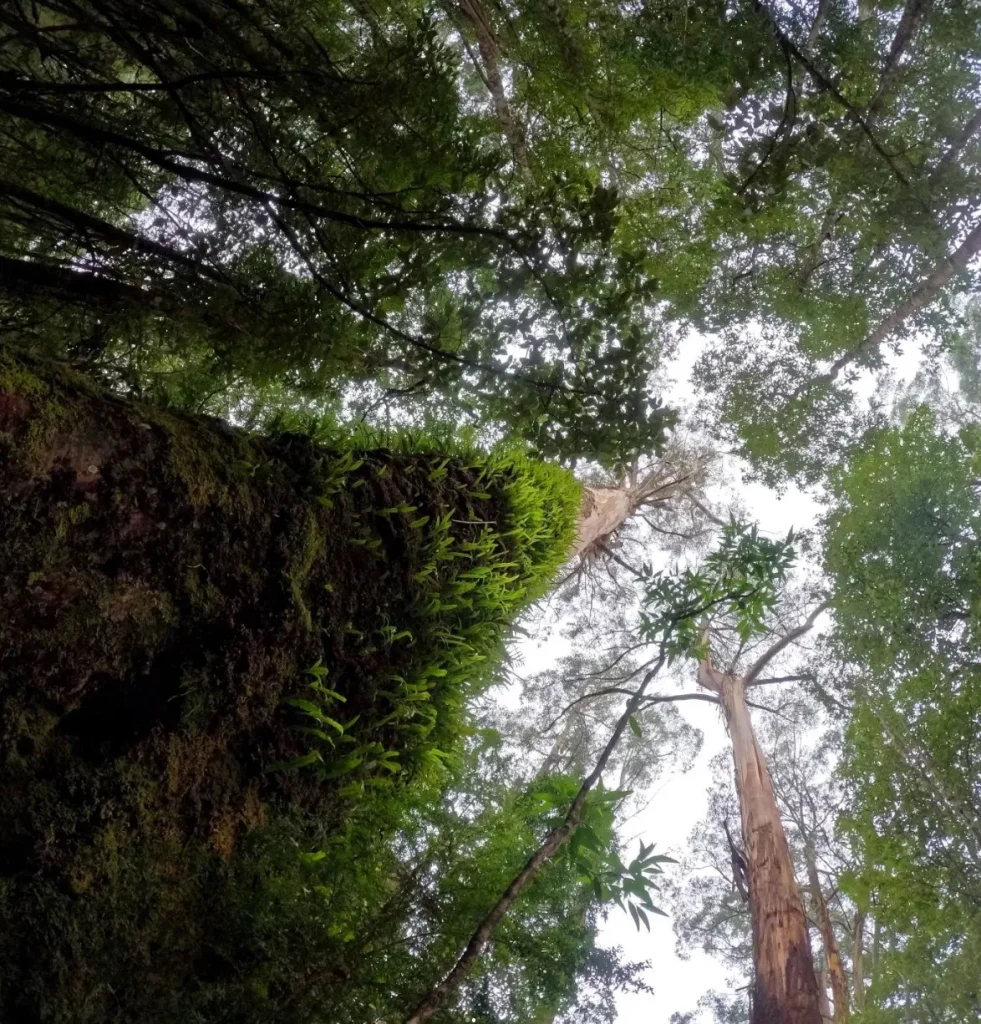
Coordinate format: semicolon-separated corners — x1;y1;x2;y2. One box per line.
866;0;934;122
0;95;513;240
0;68;365;93
402;658;666;1024
808;217;981;388
737;32;797;195
688;494;727;529
758;4;912;188
597;542;646;580
743;600;828;687
751;674;814;685
541;685;642;734
639;692;721;708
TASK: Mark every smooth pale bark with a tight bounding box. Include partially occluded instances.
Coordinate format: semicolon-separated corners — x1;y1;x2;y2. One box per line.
699;659;823;1024
818;964;833;1022
568;486;636;560
805;844;849;1023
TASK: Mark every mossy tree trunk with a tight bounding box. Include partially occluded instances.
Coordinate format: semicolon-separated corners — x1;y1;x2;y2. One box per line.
0;345;579;1021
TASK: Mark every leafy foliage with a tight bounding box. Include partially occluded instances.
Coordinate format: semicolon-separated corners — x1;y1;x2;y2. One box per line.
825;410;981;1021
640;522;797;660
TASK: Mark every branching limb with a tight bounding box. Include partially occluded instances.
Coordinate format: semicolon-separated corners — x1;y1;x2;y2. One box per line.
402;657;666;1024
808;218;981;388
866;0;934;121
743;600;828;686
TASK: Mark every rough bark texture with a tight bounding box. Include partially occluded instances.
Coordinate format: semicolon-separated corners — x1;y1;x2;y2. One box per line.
806;844;850;1023
0;344;578;1022
717;674;823;1024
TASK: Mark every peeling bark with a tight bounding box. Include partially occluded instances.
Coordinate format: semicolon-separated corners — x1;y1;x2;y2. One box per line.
697;619;825;1024
805;843;849;1023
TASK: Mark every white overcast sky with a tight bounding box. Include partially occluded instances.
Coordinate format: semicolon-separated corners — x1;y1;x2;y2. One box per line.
504;332;925;1022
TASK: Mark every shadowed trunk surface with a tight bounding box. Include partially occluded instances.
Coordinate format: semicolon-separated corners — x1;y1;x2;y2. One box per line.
0;344;577;1022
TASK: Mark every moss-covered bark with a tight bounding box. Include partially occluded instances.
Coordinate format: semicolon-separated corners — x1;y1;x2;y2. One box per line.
0;345;579;1021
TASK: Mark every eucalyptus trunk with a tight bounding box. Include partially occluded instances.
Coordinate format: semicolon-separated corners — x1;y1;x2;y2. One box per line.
569;486;636;559
704;664;823;1024
805;843;849;1023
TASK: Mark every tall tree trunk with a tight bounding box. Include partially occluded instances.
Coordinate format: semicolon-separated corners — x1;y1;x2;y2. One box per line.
852;908;867;1012
0;342;577;870
713;671;823;1024
805;843;849;1023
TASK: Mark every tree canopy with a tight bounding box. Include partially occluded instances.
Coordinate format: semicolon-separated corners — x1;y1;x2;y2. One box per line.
2;0;981;1022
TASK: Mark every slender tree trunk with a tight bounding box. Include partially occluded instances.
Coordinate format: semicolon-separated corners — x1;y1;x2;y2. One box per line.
717;674;823;1024
805;843;849;1023
456;0;531;179
818;963;833;1022
852;908;867;1012
871;916;881;992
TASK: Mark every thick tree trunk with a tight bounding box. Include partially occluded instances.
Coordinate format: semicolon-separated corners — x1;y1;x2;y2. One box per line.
0;345;573;845
719;676;823;1024
0;344;579;1020
805;843;849;1023
568;486;635;559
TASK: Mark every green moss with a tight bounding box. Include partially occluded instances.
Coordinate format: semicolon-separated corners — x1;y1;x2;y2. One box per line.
0;345;581;1020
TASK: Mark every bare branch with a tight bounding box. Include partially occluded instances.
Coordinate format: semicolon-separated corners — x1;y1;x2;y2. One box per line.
743;601;828;687
751;674;814;685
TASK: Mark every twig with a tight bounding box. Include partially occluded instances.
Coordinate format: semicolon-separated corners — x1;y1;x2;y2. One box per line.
743;600;828;687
